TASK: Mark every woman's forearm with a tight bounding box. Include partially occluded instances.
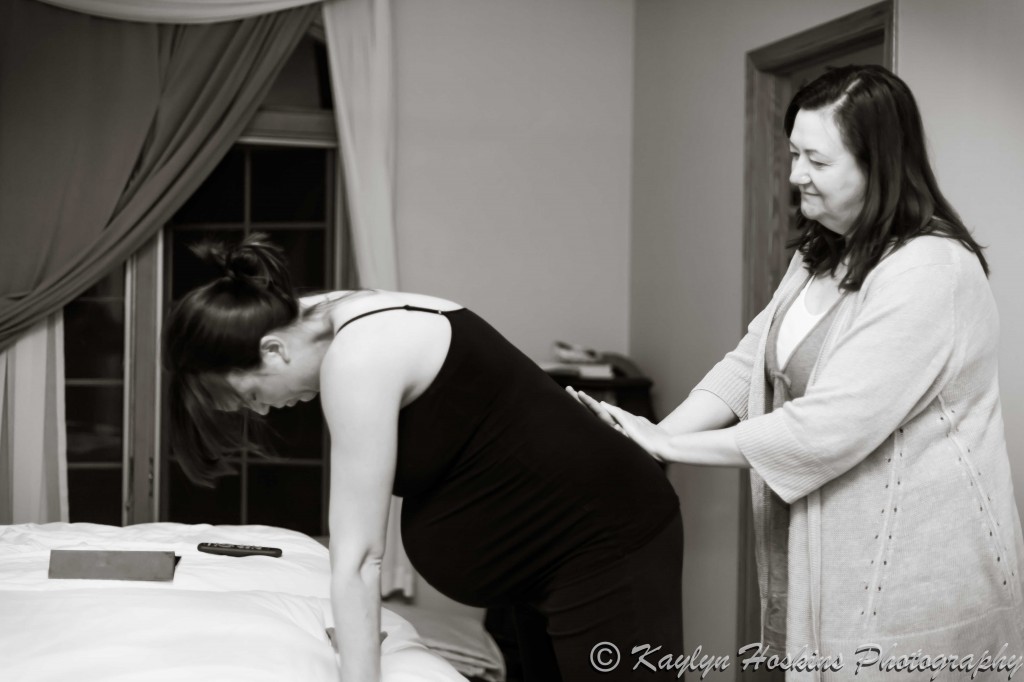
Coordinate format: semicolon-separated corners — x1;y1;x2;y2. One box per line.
658;390;739;435
599;399;749;468
659;426;750;468
331;562;383;682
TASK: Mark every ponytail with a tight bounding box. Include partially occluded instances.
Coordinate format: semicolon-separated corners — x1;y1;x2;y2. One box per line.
192;234;296;306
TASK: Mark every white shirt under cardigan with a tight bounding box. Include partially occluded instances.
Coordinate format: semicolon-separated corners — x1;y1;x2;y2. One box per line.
776;276;827;368
694;236;1024;680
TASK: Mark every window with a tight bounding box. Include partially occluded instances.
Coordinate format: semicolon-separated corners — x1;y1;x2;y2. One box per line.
64;267;127;525
63;33;344;534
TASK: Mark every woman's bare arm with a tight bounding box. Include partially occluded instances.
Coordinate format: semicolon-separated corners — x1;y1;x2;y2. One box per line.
319;326;410;682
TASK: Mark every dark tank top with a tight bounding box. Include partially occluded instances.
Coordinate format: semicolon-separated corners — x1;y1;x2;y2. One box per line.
336;305;680;607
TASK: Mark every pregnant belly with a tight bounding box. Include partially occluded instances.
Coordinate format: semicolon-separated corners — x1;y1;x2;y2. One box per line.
400;478;605;607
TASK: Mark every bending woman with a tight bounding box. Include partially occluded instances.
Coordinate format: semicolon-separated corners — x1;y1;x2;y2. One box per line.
578;65;1024;673
164;235;682;682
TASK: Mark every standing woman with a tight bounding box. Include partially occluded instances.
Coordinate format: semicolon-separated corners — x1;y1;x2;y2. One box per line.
164;235;682;681
581;65;1024;673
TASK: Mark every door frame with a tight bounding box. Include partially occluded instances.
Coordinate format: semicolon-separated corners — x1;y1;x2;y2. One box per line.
738;1;896;672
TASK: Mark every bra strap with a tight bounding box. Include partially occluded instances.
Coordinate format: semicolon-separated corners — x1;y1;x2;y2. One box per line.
335;305;451;336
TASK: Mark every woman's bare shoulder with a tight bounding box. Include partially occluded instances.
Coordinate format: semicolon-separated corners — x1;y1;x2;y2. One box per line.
319;290;457;406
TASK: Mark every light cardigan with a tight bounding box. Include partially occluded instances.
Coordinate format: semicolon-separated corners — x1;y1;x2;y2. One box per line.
694;236;1024;679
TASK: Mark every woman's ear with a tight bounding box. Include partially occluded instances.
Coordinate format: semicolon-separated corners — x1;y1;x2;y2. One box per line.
259;335;290;364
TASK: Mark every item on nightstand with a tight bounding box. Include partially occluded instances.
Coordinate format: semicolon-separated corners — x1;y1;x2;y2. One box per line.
552;340;600;363
539;340;614;378
538;360;615;379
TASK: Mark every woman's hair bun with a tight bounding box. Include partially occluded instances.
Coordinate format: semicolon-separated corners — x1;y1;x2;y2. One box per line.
191;232;294;295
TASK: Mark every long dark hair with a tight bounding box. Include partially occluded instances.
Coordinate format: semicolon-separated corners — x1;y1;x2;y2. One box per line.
164;233;299;486
785;65;988;289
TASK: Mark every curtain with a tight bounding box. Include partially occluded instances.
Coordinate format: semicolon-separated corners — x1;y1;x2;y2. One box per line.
324;0;399;290
0;314;67;524
2;0;399;340
0;0;315;525
0;1;318;350
28;0;401;294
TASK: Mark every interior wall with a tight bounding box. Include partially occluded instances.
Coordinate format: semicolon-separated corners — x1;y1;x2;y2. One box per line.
896;0;1024;528
631;0;882;670
392;0;635;362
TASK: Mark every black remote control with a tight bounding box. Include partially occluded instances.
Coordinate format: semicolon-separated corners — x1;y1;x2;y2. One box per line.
197;542;282;558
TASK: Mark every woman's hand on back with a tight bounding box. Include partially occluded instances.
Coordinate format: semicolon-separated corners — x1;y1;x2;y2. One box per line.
599;402;673;461
566;386;623;433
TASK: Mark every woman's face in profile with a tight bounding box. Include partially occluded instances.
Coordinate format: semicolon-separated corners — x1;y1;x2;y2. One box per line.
223;338;319;416
788;107;867;236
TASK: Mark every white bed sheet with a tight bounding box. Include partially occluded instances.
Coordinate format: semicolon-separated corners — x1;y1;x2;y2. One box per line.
0;523;467;682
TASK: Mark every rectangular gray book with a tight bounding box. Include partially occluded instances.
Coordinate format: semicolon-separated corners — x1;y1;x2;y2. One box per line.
48;549;179;581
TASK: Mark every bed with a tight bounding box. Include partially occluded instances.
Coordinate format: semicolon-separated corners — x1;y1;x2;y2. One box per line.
0;522;504;682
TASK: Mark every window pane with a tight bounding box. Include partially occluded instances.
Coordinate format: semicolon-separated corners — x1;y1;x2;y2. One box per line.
172;148;245;224
265;398;324;459
248;465;323;536
66;386;123;463
169;228;244;300
265;229;326;293
251;148;326;222
68;468;122;525
167;463;242;525
64;301;124;379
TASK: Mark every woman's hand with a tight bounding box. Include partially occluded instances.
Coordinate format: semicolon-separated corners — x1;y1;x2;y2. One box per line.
565;386;623;433
599;401;673;461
